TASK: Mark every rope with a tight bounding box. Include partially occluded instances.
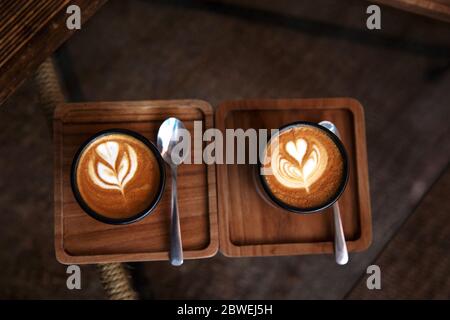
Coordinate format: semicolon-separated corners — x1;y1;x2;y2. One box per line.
34;59;65;129
34;57;139;300
97;263;138;300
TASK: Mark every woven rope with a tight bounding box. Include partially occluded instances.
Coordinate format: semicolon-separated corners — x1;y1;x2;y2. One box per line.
34;59;65;128
97;263;138;300
34;57;139;300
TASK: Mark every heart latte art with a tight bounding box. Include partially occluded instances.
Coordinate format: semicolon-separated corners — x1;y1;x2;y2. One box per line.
272;138;328;191
75;133;161;219
262;125;345;210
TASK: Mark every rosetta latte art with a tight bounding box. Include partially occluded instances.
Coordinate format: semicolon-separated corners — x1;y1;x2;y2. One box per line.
271;138;328;192
87;141;138;193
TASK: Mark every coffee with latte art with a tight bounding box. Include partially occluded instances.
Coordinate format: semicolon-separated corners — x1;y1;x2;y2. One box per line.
262;124;345;210
74;133;162;220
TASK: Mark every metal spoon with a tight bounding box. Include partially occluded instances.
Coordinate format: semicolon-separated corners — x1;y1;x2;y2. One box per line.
157;117;188;266
319;121;349;265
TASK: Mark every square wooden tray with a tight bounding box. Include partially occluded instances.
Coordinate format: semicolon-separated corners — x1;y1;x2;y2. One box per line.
54;100;218;264
215;98;372;257
54;98;372;264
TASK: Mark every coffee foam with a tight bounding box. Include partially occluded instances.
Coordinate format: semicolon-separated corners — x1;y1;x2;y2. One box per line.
263;125;344;209
271;137;328;191
76;133;161;219
87;140;138;192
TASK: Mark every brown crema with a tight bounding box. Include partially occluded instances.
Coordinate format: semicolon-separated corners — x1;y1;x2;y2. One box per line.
262;125;344;209
75;133;161;219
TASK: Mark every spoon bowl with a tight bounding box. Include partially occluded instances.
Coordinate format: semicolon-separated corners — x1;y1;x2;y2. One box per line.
157;117;188;167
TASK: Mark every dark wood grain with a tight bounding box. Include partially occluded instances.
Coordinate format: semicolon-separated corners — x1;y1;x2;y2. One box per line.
55;0;450;299
347;167;450;299
0;0;107;106
373;0;450;22
1;0;449;299
216;98;372;257
54;100;218;264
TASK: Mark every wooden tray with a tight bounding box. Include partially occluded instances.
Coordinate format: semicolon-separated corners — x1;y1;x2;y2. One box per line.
215;98;372;257
54;100;218;264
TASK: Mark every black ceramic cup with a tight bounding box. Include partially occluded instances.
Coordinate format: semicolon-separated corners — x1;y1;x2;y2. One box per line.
257;121;349;214
71;128;166;225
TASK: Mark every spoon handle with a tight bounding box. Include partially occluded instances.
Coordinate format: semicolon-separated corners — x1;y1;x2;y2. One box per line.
170;166;183;266
333;202;348;265
319;120;349;265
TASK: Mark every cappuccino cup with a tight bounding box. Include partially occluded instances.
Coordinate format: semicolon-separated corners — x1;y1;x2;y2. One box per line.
258;121;349;213
71;129;166;224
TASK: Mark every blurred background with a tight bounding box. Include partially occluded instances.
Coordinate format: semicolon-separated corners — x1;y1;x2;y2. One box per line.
0;0;449;299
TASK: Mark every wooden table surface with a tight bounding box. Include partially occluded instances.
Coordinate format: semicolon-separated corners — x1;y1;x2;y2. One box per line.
0;0;448;108
0;0;449;299
375;0;450;22
0;0;107;107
